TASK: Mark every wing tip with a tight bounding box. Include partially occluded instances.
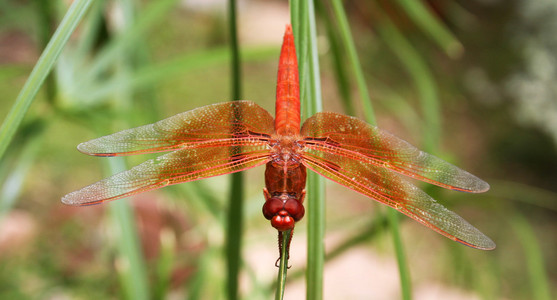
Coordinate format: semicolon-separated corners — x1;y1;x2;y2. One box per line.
77;142;117;157
458;236;496;251
61;195;82;206
77;141;94;155
451;177;490;193
467;177;490;193
478;180;490;193
61;194;84;206
61;188;108;206
61;195;106;206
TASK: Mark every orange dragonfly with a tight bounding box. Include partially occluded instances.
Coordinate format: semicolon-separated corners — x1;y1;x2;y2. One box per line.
63;25;495;260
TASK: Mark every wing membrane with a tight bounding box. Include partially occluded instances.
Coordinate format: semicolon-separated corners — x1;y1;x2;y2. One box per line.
62;145;270;206
78;101;274;156
301;148;495;250
301;112;489;192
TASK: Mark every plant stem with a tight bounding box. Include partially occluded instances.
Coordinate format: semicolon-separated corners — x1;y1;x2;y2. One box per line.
330;1;412;298
297;1;326;299
387;209;412;300
275;230;291;300
513;213;552;300
226;0;244;299
330;0;376;124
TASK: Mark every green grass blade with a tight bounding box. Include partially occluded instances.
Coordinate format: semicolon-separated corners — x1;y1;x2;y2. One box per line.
226;0;244;299
106;158;150;300
153;229;175;300
278;213;390;286
330;0;376;125
73;0;108;60
76;46;276;105
314;0;354;116
34;0;58;104
387;209;412;300
330;1;412;298
376;19;441;152
187;248;211;300
74;0;180;96
292;1;326;299
394;0;463;58
0;0;93;160
513;213;552;300
489;180;557;212
292;0;309;111
104;1;153;297
0;123;45;219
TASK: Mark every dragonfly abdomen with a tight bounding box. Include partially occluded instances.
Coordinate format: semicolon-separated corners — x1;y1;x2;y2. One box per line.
275;24;300;136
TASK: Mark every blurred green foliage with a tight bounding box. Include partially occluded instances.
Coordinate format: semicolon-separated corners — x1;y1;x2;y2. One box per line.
0;0;556;299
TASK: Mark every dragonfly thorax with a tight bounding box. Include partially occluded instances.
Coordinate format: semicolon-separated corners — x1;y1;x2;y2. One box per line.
269;135;304;164
263;157;306;232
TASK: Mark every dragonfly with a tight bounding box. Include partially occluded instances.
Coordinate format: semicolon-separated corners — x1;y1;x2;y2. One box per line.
63;24;495;262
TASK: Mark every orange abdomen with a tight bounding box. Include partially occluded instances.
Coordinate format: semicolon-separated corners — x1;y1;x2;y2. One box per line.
275;25;300;136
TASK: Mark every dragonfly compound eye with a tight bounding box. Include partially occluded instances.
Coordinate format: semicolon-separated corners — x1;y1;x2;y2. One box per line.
284;199;304;221
262;198;284;220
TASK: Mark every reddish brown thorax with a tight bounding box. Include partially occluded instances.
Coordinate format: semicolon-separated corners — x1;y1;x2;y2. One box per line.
262;137;306;231
262;24;307;237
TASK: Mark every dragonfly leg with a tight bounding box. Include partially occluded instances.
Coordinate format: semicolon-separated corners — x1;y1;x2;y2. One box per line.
299;189;306;203
275;230;294;268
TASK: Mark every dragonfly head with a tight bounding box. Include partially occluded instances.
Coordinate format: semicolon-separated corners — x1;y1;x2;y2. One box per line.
262;196;305;231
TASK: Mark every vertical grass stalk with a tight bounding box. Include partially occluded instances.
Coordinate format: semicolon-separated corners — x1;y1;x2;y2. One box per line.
107;1;153;297
291;1;326;299
107;158;150;300
394;0;463;58
314;0;354;116
386;209;412;300
330;0;376;124
330;1;412;298
513;213;552;300
226;0;244;299
153;229;175;300
0;125;45;219
376;19;440;152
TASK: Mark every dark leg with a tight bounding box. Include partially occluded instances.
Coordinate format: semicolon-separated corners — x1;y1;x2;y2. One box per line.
275;230;294;268
275;231;283;267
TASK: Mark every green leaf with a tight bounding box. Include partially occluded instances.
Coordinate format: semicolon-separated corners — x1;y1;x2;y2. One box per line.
0;0;94;160
394;0;464;58
106;158;150;300
513;213;553;300
292;1;326;299
330;1;412;299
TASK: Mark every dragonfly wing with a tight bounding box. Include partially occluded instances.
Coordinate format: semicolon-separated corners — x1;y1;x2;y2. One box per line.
63;145;270;206
301;112;489;193
301;149;495;250
78;101;274;156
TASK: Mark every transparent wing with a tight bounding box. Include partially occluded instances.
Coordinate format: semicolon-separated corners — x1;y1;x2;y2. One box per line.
78;101;275;156
301;112;489;193
301;149;495;250
62;145;270;206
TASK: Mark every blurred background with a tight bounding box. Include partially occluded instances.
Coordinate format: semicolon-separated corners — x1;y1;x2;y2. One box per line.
1;0;556;299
